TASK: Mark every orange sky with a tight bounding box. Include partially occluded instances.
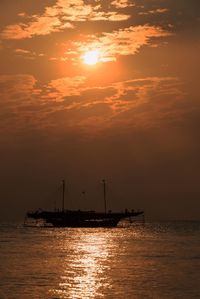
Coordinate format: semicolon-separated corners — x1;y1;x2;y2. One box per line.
0;0;200;220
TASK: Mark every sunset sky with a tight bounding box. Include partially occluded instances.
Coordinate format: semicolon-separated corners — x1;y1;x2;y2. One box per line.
0;0;200;220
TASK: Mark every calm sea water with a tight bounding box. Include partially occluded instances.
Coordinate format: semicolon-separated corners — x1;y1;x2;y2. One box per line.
0;221;199;299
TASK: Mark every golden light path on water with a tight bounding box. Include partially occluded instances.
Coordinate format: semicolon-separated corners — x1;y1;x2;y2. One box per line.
1;223;200;298
50;229;119;298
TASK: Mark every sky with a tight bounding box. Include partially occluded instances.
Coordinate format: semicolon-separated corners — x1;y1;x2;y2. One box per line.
0;0;200;221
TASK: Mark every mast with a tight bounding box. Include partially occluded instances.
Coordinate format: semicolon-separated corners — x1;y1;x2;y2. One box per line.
62;179;65;212
102;179;107;214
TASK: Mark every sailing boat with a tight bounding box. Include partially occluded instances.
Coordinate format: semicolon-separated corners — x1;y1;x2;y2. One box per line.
26;180;144;227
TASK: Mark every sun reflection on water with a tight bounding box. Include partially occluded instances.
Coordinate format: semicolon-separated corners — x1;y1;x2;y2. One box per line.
51;229;115;299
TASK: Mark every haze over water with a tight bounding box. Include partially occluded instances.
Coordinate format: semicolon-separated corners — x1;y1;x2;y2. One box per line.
0;221;199;299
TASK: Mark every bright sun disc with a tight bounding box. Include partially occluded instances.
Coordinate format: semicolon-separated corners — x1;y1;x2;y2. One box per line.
83;50;99;65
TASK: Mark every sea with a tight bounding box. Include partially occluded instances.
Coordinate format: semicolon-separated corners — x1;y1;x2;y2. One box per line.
0;221;199;299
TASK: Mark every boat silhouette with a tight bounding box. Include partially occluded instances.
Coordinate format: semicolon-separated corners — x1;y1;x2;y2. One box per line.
26;180;144;227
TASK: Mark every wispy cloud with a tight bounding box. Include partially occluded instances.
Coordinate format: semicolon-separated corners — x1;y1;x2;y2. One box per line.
14;48;45;60
44;76;186;130
0;74;186;132
15;48;32;54
139;8;169;16
1;0;131;40
74;25;172;62
0;74;42;130
46;76;86;102
89;11;130;21
1;16;71;40
0;74;38;96
111;0;135;9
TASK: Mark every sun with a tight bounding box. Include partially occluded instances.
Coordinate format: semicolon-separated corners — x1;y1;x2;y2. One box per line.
82;50;99;65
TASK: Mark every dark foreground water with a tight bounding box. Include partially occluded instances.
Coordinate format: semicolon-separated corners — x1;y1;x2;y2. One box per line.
0;221;199;299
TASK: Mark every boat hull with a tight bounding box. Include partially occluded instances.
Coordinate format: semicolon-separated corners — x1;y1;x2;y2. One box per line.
26;210;144;228
49;218;120;228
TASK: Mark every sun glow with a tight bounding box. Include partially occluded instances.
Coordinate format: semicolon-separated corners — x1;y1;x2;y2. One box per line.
83;50;100;65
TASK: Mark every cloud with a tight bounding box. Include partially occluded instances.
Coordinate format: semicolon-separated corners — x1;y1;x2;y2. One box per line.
111;0;135;9
139;8;169;16
43;75;186;131
1;24;32;40
89;81;188;132
1;16;70;40
46;76;86;102
0;73;188;133
15;48;32;54
14;48;45;59
0;74;42;130
0;74;38;96
1;0;130;40
56;0;130;22
89;11;130;21
74;25;172;62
